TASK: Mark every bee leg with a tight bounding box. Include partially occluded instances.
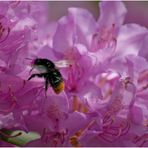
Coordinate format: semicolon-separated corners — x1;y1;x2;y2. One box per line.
45;79;49;98
27;73;44;81
22;79;27;88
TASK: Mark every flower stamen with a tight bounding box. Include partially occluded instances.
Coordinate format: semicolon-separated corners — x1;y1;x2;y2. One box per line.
0;22;10;43
72;96;89;113
133;134;148;147
69;120;95;146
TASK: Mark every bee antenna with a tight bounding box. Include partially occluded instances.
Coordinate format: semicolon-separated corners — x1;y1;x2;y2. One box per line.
25;58;32;60
29;67;34;74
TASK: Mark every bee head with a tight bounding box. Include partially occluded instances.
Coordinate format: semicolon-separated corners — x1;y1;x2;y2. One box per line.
32;58;55;72
33;58;42;66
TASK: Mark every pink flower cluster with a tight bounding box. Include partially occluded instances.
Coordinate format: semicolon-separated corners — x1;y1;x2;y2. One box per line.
0;1;147;147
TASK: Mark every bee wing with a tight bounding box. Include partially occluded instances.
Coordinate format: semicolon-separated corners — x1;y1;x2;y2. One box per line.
54;60;72;68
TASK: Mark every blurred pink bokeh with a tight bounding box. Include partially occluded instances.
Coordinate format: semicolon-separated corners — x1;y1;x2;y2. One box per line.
48;1;148;27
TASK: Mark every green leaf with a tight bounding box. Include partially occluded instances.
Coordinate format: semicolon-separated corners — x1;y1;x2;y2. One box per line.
1;129;40;146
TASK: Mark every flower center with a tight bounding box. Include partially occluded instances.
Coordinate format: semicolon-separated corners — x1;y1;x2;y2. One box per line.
91;24;117;52
66;63;83;92
41;128;67;146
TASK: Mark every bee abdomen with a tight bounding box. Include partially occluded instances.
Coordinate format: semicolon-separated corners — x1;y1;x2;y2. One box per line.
53;80;65;94
48;69;64;94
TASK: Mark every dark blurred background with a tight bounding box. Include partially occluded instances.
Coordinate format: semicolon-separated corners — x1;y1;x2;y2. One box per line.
48;1;148;27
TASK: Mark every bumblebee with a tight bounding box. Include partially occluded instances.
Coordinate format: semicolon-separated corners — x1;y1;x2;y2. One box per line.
27;58;65;94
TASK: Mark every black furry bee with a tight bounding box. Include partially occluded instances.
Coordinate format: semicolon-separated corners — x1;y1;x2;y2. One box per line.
27;58;65;94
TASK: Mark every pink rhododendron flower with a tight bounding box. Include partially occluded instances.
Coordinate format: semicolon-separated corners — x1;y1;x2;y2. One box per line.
0;1;148;147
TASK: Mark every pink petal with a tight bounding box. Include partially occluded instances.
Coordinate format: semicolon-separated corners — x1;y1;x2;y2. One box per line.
115;24;148;58
97;1;127;29
53;16;75;55
138;34;148;61
68;7;96;47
